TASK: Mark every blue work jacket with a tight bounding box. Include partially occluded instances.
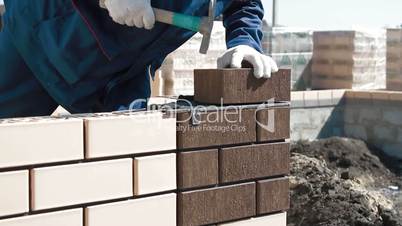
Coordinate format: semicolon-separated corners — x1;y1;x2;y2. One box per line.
2;0;264;113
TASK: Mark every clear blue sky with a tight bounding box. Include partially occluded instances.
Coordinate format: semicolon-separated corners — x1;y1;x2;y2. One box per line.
262;0;402;30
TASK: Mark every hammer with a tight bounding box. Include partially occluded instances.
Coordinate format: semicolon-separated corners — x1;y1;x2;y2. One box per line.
153;0;216;54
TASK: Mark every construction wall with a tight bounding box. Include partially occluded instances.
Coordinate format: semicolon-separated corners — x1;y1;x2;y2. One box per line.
290;90;402;159
343;90;402;159
290;90;345;141
0;69;291;226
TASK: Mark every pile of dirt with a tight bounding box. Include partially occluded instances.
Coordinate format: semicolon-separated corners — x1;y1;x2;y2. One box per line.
288;137;402;226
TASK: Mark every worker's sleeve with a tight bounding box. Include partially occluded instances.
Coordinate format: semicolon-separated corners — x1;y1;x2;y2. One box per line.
222;0;265;53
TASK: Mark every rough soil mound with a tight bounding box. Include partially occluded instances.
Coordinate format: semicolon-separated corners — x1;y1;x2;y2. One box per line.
288;137;402;226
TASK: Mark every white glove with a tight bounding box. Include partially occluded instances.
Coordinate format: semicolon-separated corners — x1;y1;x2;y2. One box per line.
217;45;279;79
104;0;155;30
99;0;106;9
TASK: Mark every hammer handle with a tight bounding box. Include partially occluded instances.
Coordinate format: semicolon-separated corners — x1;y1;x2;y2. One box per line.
153;8;202;32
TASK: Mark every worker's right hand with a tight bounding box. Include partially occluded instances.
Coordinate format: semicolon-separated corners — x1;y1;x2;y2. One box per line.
104;0;155;30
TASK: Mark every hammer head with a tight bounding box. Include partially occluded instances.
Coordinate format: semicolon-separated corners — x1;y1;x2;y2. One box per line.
199;0;216;54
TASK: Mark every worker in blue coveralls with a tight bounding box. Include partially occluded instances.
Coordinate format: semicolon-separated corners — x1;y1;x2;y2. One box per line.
0;0;278;119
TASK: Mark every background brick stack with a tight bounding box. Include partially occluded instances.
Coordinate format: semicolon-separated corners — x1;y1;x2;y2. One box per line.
262;23;314;90
312;30;386;90
176;68;291;225
386;28;402;90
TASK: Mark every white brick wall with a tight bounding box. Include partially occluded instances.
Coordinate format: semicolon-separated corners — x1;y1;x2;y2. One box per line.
0;118;83;168
85;193;176;226
0;209;83;226
31;159;133;210
84;112;176;158
134;154;176;195
0;171;29;217
219;212;287;226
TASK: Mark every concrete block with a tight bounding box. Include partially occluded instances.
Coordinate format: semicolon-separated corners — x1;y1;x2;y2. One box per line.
397;128;402;143
389;92;402;102
257;107;290;142
331;89;346;105
220;142;289;183
257;177;290;214
0;118;83;168
0;171;29;217
178;183;256;226
178;149;218;189
383;110;402;126
85;111;176;158
373;125;396;141
371;91;390;101
0;209;82;226
291;91;304;108
381;143;402;159
85;193;176;226
134;154;176;195
290;109;312;125
344;124;367;141
218;212;287;226
31;159;133;210
318;90;333;106
358;108;381;123
344;107;358;124
177;108;256;149
303;91;319;107
194;69;290;104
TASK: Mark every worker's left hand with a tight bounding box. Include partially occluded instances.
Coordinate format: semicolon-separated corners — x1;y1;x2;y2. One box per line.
217;45;279;79
104;0;155;30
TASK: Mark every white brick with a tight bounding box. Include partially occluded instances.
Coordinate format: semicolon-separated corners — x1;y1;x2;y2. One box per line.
291;92;304;108
0;118;83;168
219;212;287;226
0;171;29;217
0;209;82;226
303;91;319;107
31;159;133;210
85;111;176;158
318;90;333;106
331;89;346;105
86;193;176;226
134;154;176;195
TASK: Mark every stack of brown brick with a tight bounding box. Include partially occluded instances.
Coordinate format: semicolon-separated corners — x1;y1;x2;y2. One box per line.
387;29;402;90
312;31;386;90
177;69;291;225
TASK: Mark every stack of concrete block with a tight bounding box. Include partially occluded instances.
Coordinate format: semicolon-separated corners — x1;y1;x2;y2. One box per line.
386;29;402;90
262;24;314;90
312;30;386;90
176;69;291;225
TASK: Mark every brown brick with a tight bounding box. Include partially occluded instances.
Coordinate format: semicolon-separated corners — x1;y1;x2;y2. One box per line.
257;107;290;142
178;183;256;226
177;108;256;150
220;143;290;183
194;69;290;104
178;149;219;189
387;80;402;91
257;178;290;214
